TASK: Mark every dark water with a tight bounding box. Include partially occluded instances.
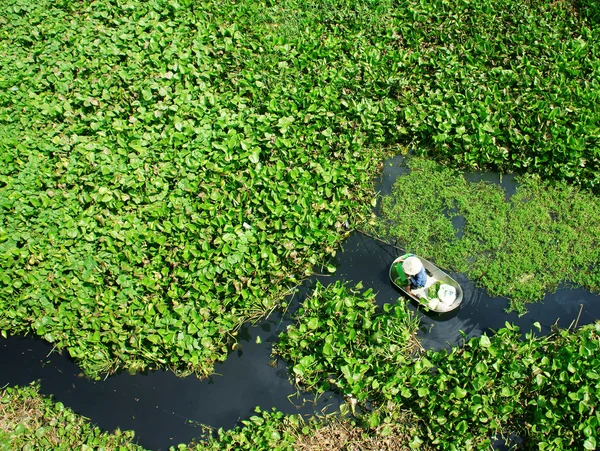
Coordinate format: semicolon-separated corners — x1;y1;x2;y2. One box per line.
330;232;600;349
1;157;599;450
0;319;342;450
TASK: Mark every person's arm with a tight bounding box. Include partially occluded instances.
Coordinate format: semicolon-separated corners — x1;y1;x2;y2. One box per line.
406;274;414;292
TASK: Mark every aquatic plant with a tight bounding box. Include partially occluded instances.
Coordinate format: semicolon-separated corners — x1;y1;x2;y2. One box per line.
254;0;600;189
275;281;421;402
0;387;427;451
403;323;600;450
277;285;600;450
0;383;144;451
2;0;599;377
190;408;299;451
0;0;386;377
369;157;600;313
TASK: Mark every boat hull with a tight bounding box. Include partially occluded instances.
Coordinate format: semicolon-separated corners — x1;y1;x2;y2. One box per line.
389;253;463;313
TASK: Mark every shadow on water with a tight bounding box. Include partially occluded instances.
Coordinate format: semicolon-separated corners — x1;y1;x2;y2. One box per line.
2;156;600;450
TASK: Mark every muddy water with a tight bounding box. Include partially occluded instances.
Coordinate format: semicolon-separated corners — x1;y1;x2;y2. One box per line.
1;158;600;450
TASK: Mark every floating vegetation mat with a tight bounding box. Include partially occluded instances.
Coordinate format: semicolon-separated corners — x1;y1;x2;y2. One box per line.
276;280;600;450
0;0;387;377
274;281;422;408
1;0;599;376
368;157;600;313
0;384;144;451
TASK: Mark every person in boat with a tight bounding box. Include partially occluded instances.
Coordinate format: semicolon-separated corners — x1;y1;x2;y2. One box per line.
401;255;427;293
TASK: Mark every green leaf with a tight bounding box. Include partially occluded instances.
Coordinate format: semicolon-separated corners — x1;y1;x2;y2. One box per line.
417;387;430;397
454;387;467;399
248;150;260;164
409;435;423;449
380;425;392;437
480;335;491;348
368;412;380;428
307;317;319;330
147;335;161;345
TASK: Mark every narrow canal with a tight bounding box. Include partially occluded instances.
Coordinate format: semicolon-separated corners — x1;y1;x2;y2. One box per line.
2;159;599;450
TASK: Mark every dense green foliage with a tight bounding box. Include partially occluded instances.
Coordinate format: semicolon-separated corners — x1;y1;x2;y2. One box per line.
1;0;599;380
394;0;600;187
276;281;420;403
578;0;600;24
2;0;600;449
276;286;600;450
0;384;144;451
411;324;600;450
188;408;298;451
254;0;600;188
0;0;389;377
369;157;600;312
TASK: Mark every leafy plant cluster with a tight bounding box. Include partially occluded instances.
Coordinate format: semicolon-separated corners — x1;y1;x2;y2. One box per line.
0;383;144;451
401;323;600;450
257;0;600;188
391;0;600;188
0;0;392;377
369;157;600;313
1;0;599;377
187;408;299;451
274;282;422;428
275;283;600;450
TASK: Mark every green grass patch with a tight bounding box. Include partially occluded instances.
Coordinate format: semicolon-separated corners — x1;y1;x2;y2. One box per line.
368;157;600;313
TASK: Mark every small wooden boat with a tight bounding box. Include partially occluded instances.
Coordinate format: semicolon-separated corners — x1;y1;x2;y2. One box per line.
389;253;463;313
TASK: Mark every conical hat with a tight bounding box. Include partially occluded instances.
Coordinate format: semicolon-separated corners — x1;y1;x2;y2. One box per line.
402;256;423;276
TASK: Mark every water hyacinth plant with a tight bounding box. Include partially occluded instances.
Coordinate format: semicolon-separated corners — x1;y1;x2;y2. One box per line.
0;0;388;377
1;0;600;449
369;157;600;313
0;385;429;451
0;384;144;451
1;0;599;378
275;281;421;402
277;288;600;451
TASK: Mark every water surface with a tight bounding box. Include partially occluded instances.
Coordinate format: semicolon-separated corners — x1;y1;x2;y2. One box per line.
2;158;599;450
